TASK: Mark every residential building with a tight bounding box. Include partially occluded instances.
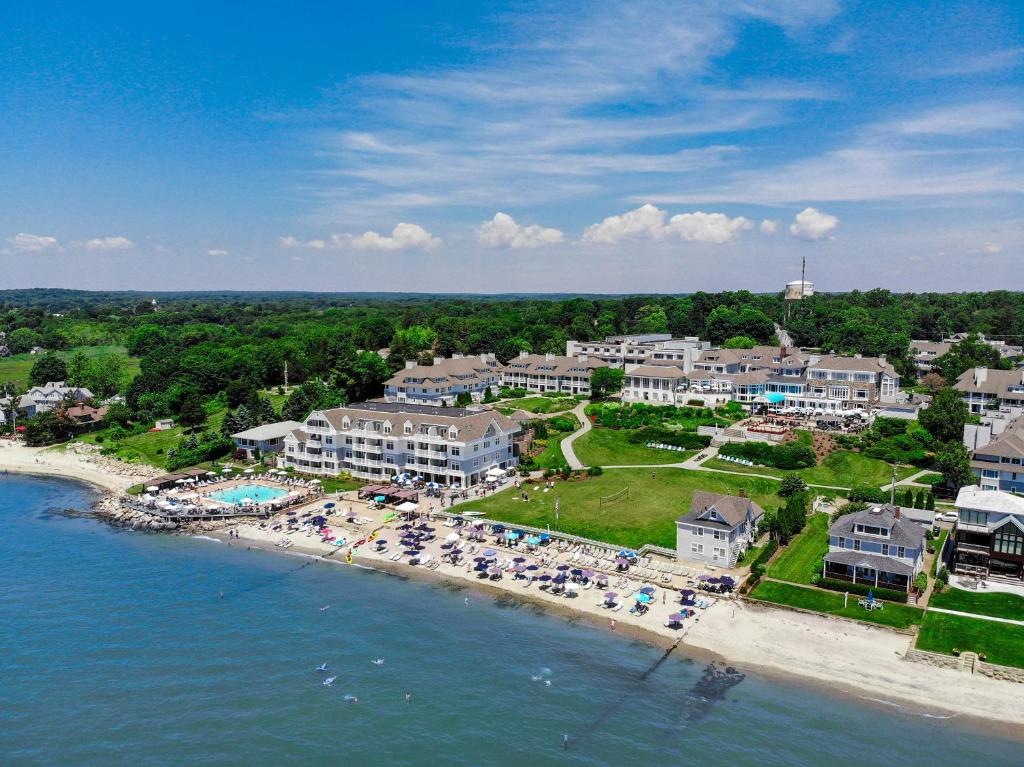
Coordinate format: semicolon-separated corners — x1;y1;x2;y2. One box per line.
675;490;764;567
280;401;520;487
954;367;1024;414
501;352;606;395
909;340;952;374
943;333;1023;361
964;405;1024;451
63;404;109;434
953;485;1024;580
566;335;709;371
17;381;94;417
231;420;304;460
823;504;925;592
384;354;503;406
968;416;1024;493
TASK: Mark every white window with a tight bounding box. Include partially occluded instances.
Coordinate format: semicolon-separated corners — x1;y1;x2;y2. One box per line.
714;547;726;559
691;543;704;554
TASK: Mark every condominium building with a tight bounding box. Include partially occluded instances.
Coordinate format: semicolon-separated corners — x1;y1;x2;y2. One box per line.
621;363;690;405
953;485;1024;580
566;334;709;371
954;367;1024;414
383;354;503;406
501;352;606;395
280;401;520;487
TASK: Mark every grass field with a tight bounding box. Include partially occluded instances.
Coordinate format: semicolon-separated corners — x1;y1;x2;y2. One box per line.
531;432;572;470
766;513;829;584
930;528;949;577
505;396;576;414
457;466;782;549
0;345;140;389
80;408;229;467
928;588;1024;621
917;612;1024;668
704;450;917;488
752;580;923;629
571;428;692;467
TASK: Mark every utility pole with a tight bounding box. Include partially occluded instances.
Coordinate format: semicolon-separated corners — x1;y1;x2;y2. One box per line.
890;463;897;507
284;361;289;391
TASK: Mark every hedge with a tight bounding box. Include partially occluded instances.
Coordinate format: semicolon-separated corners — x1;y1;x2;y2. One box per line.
813;577;909;604
719;440;816;470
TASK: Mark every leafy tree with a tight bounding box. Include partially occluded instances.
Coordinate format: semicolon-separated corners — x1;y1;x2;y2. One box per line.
7;327;44;354
902;488;914;507
257;396;278;424
723;336;757;349
914;490;924;508
85;354;127;398
23;411;74;446
925;492;935;510
778;475;808;498
590;367;625;399
455;391;472;407
29;353;69;387
66;351;90;388
934;334;1010;381
633;304;669;334
918;388;966;444
178;391;207;431
934;441;973;492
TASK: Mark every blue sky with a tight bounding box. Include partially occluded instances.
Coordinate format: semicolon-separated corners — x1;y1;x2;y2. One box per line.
2;0;1021;292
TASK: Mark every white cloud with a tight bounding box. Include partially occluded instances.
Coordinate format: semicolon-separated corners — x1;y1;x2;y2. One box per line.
207;249;230;257
759;219;779;234
581;204;667;244
665;211;751;243
981;242;1003;254
85;236;134;251
7;232;59;252
890;101;1024;136
582;205;753;244
337;222;440;251
478;213;564;249
789;207;839;240
278;236;326;249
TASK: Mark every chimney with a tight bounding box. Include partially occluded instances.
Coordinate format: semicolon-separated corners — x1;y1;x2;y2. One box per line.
433;356;444;366
545;352;554;361
737;488;746;498
519;350;529;359
878;354;886;365
404;360;416;370
975;367;987;386
894;506;901;519
452;353;464;359
578;353;588;363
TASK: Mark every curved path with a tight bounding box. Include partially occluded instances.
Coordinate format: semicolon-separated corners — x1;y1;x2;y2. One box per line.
560;400;591;470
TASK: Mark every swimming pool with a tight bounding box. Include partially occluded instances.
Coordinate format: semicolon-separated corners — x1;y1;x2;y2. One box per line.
208;484;288;506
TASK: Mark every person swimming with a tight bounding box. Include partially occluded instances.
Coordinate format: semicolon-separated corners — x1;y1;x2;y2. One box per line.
405;692;412;702
323;676;336;687
344;695;358;704
316;663;328;672
372;658;385;666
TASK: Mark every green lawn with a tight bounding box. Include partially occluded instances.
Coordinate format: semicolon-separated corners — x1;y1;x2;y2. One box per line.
572;427;692;467
457;467;782;550
767;513;829;584
532;432;572;470
928;588;1024;621
752;580;923;629
704;450;917;489
917;612;1024;668
506;396;576;414
0;345;140;389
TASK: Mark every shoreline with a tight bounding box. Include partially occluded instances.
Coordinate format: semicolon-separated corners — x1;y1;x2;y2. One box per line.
217;521;1024;736
0;441;157;494
5;450;1024;737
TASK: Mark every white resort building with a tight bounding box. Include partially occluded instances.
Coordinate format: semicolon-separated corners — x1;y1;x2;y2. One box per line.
954;367;1024;414
566;334;709;371
383;354;503;407
501;352;606;395
280;401;521;487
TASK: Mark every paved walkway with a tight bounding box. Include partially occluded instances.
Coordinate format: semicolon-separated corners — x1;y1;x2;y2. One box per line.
560;400;591;469
926;607;1024;626
881;468;939;492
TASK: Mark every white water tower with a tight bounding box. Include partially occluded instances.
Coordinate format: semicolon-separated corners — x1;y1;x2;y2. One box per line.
784;279;814;301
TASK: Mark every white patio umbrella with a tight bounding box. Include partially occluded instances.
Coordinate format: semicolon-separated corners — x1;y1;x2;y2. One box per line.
146;485;159;492
244;468;255;474
222;467;233;473
309;479;321;484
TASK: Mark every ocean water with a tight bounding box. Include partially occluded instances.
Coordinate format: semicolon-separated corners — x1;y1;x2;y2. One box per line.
1;474;1020;767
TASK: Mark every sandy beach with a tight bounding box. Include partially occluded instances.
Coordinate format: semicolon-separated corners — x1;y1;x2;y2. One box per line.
4;444;1024;732
0;440;158;493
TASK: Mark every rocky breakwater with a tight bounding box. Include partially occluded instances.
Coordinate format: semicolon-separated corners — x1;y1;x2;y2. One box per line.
94;495;180;531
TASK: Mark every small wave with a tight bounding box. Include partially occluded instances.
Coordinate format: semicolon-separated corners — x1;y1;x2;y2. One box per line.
192;535;223;544
856;694;959;720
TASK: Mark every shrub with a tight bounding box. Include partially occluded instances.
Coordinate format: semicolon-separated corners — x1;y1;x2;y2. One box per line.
937;566;950;587
848;485;887;504
913;572;928;592
719;441;816;470
815;578;909;604
588;465;603;476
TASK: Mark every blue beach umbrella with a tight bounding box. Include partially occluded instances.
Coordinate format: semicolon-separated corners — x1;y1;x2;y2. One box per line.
635;593;653;604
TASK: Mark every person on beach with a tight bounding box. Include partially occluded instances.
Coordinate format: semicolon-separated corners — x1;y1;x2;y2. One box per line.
610;619;616;632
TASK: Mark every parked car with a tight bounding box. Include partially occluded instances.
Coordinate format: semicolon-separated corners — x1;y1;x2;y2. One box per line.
937;511;958;524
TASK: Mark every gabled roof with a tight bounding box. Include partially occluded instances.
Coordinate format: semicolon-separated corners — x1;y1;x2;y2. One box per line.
828;504;924;549
678;491;764;529
626;364;688;379
973;417;1024;460
955;485;1024;516
504;354;605;376
809;355;897;377
232;420;304;441
385;356;503;387
311;402;520;441
823;549;915;576
954;368;1024;397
